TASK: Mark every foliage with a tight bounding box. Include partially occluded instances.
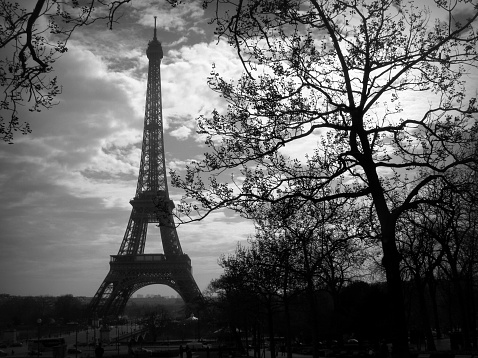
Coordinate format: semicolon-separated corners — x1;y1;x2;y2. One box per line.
145;308;171;342
210;196;375;357
172;1;478;356
0;294;86;329
399;164;478;349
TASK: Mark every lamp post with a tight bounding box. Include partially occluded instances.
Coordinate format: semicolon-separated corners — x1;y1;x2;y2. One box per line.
197;317;200;341
186;314;199;341
36;319;42;358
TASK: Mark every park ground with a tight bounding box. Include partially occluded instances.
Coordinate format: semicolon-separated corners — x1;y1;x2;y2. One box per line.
1;326;470;358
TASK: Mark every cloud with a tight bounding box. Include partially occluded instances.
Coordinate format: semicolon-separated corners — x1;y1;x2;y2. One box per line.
161;40;242;138
0;36;147;295
168;36;190;48
170;125;192;140
134;1;206;33
0;10;252;297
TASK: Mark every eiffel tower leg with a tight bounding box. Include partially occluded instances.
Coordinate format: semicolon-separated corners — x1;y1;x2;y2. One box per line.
88;275;114;317
89;274;135;318
171;266;202;306
108;286;135;317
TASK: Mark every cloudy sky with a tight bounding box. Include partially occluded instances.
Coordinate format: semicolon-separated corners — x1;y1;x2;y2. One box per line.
0;1;254;297
1;0;477;299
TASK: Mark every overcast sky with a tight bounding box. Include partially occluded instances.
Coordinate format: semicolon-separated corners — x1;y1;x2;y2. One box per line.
0;0;477;299
0;1;254;297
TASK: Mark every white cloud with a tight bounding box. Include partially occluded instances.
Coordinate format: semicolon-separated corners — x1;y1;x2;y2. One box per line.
134;1;206;33
161;40;242;139
0;12;250;297
170;125;192;140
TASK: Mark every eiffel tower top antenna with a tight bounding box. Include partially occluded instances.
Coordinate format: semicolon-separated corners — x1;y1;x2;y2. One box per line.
154;16;157;40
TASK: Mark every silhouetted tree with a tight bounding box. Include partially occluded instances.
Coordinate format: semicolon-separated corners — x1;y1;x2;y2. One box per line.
424;178;477;348
252;197;370;358
145;308;171;342
54;294;84;323
339;281;389;343
399;212;443;351
209;259;264;352
172;2;478;357
396;158;478;350
217;242;285;357
0;296;51;328
211;196;371;358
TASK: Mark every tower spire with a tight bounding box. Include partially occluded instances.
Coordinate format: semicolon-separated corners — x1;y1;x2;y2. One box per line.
147;16;163;60
154;16;157;40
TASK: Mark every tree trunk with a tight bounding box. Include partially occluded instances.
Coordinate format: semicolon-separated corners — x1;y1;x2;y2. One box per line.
415;276;436;351
445;249;473;349
283;294;293;358
453;278;472;349
381;223;410;358
465;271;477;348
267;301;276;358
301;240;321;358
427;276;442;340
306;286;321;358
355;112;410;357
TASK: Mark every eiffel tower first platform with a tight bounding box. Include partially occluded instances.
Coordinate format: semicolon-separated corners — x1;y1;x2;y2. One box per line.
88;19;202;318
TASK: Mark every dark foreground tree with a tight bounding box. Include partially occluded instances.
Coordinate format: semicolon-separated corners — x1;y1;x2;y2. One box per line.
404;166;478;349
210;248;267;353
250;196;370;358
172;1;478;357
399;211;442;351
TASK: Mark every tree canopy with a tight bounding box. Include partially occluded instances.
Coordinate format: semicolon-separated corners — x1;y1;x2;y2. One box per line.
171;1;478;357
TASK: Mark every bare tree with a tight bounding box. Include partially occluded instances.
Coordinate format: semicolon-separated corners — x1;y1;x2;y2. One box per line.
399;210;443;351
172;1;478;357
412;168;478;349
215;242;284;356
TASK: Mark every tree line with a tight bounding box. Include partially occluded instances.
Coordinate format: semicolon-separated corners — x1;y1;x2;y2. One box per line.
0;294;86;337
203;172;477;357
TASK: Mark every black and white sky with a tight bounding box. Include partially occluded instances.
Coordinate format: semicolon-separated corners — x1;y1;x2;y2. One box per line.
0;1;253;297
0;0;477;298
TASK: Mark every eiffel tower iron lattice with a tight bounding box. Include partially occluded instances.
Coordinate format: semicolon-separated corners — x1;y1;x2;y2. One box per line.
88;19;202;318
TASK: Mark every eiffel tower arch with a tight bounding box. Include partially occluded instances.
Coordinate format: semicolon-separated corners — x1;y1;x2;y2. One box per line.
88;18;202;318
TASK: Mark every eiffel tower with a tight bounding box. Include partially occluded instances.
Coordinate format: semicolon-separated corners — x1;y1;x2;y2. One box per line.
88;18;202;318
